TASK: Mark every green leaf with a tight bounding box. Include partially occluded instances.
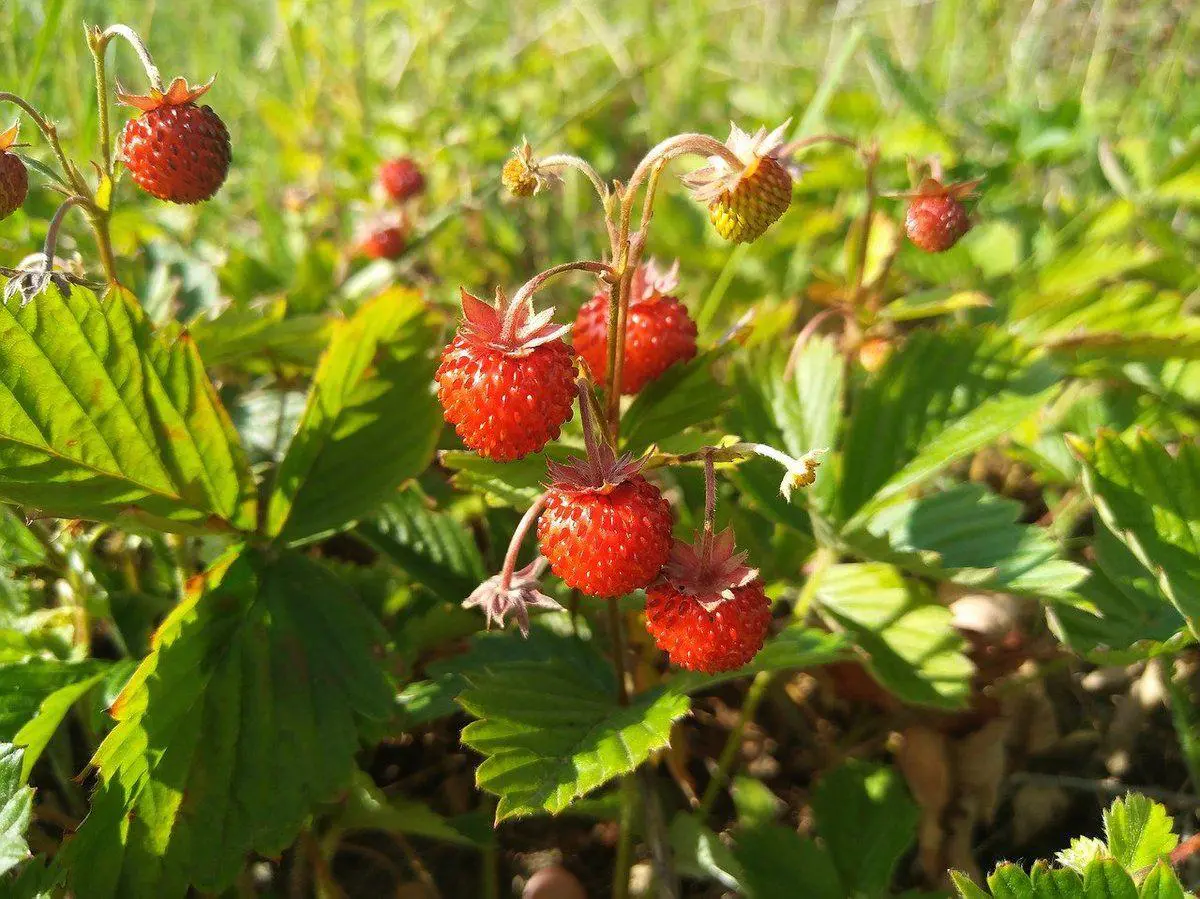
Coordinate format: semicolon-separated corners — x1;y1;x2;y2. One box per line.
1103;795;1178;874
1032;244;1159;297
952;870;994;899
440;450;549;509
356;487;485;605
987;863;1036;899
335;769;480;847
621;348;729;456
881;289;992;322
1137;861;1186;899
188;300;331;371
672;625;847;694
1075;431;1200;633
0;509;45;570
0;744;32;877
734;824;843;899
811;760;918;895
839;328;1057;526
61;548;393;898
1082;858;1139;899
457;629;690;821
669;813;745;891
1057;522;1185;652
1030;863;1085;898
1012;283;1200;363
267;288;441;543
725;337;843;514
0;285;254;534
0;661;105;741
865;483;1089;598
11;669;107;779
816;563;973;708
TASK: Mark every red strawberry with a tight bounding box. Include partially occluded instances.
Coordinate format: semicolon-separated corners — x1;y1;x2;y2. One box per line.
539;470;673;599
118;76;231;204
360;225;406;260
0;122;28;221
436;287;575;461
575;259;697;394
645;528;770;672
537;397;673;597
903;177;981;253
380;157;425;203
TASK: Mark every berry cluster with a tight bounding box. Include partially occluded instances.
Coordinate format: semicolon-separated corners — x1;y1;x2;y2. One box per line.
358;156;427;261
437;122;828;672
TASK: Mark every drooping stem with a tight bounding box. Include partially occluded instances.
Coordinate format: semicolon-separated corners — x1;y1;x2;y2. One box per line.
96;24;164;92
498;494;548;590
41;196;89;263
622;132;741;220
538;153;609;208
605;254;638;437
511;259;614;308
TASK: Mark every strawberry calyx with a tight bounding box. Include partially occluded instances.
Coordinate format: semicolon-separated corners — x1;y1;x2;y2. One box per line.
463;557;562;637
657;528;759;613
0;121;23;152
898;176;983;201
116;75;216;112
682;120;792;203
628;257;680;304
458;286;569;355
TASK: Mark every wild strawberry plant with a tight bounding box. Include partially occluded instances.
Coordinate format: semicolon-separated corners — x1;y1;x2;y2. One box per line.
0;14;1196;899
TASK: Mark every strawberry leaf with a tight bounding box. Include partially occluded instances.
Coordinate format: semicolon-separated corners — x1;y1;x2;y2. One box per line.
60;548;392;898
0;285;254;534
267;288;441;544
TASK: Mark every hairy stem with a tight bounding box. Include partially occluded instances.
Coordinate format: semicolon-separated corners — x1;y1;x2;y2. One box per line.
511;259;614;308
702;452;716;545
0;92;86;195
498;494;548;590
539;153;609;207
96;24;164;92
41;196;88;262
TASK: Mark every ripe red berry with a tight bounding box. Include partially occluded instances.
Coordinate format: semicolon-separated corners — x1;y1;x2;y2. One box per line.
538;469;673;598
380;157;425;203
360;225;406;260
575;260;697;394
118;77;231;204
903;177;981;253
436;288;575;461
0;123;28;221
644;529;770;673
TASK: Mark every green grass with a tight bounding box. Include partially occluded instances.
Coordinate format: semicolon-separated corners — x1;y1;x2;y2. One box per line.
0;0;1196;325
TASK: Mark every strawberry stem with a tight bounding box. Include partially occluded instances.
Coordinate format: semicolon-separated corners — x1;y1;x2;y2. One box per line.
0;93;87;198
498;494;548;590
538;153;609;207
511;259;614;309
701;452;716;556
95;24;164;93
41;197;88;267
